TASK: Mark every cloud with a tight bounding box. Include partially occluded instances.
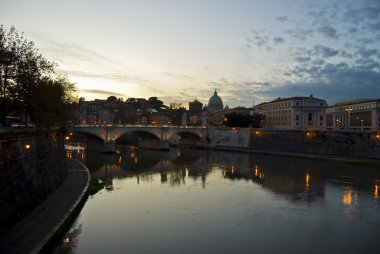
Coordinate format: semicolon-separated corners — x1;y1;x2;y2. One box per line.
61;69;149;85
344;7;380;22
314;45;339;58
370;22;380;31
273;37;285;44
317;25;339;39
276;16;289;22
340;51;353;59
81;89;126;98
39;39;118;66
272;59;380;104
284;28;314;40
294;56;311;63
245;30;271;49
355;47;378;58
162;72;192;79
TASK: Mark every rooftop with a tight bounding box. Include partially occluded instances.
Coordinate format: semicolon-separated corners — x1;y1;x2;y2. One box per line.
270;95;325;103
333;98;380;107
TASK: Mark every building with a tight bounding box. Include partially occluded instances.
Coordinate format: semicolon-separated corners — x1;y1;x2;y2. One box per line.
79;99;115;124
189;99;203;113
326;99;380;131
207;90;223;113
188;99;203;126
253;95;327;130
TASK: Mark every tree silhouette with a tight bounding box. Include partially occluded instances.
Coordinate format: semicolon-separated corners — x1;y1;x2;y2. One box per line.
0;25;76;127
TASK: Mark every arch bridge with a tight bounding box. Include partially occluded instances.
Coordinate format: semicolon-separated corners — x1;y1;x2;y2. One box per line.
69;125;250;153
69;125;207;153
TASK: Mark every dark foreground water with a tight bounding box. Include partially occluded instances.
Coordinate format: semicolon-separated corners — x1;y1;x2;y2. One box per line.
56;145;380;254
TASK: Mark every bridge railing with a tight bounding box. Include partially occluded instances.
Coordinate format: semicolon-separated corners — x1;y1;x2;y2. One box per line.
73;124;209;129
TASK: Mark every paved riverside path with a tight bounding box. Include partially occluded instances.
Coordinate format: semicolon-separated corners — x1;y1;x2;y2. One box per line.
0;159;90;254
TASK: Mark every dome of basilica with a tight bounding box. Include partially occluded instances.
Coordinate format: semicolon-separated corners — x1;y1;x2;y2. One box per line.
207;90;223;113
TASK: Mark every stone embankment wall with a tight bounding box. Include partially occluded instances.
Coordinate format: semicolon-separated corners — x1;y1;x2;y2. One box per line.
0;129;66;233
205;128;250;148
249;129;380;159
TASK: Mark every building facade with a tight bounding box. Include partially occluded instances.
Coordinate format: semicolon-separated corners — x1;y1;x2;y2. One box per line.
326;99;380;131
188;99;203;126
79;99;115;124
253;96;327;130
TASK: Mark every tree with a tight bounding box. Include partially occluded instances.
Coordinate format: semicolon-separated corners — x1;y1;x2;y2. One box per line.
224;112;250;127
0;26;18;126
0;25;55;126
30;75;76;128
0;25;77;127
148;96;165;110
106;95;117;103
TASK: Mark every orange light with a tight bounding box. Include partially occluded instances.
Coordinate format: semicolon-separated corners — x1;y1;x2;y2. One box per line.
375;184;379;199
306;174;311;184
343;190;352;205
65;136;70;140
25;144;31;150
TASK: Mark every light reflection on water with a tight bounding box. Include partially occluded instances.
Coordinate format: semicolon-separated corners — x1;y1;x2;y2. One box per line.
56;145;380;254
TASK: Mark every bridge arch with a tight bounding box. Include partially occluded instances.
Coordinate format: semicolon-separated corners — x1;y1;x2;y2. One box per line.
114;129;161;142
71;128;108;141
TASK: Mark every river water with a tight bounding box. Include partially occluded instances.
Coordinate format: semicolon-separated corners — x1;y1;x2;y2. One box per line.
56;145;380;254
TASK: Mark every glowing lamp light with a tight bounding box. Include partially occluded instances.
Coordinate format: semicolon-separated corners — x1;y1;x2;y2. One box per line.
375;184;379;199
25;144;31;150
65;136;70;141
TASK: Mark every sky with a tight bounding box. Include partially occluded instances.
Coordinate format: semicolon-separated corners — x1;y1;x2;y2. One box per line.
1;0;380;108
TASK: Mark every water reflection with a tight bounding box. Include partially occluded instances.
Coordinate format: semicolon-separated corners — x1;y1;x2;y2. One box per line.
59;144;380;254
54;221;82;254
67;144;380;203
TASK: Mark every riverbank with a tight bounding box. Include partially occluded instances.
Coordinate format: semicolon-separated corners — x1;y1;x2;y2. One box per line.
0;159;90;254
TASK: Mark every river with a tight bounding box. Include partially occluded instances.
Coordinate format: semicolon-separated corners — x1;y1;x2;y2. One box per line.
55;145;380;254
